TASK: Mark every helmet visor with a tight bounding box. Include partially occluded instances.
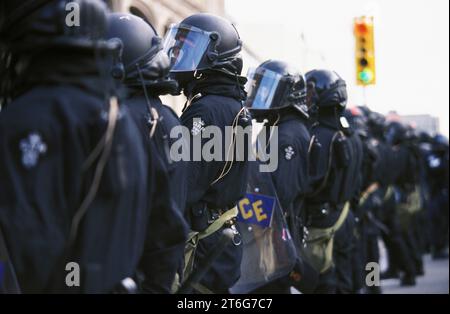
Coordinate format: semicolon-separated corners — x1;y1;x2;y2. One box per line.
163;24;211;72
245;68;284;110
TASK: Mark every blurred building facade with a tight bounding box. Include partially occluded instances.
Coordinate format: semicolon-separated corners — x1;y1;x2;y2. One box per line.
387;111;440;135
107;0;225;36
400;114;441;135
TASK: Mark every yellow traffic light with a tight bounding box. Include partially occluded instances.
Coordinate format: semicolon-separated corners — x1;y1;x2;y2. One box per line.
354;16;376;86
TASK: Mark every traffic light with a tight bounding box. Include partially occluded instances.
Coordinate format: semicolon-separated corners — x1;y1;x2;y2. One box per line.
354;16;376;85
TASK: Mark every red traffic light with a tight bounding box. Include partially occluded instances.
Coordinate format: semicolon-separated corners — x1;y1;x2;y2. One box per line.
355;22;368;35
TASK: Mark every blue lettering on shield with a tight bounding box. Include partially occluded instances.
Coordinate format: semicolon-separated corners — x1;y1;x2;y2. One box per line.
237;193;275;228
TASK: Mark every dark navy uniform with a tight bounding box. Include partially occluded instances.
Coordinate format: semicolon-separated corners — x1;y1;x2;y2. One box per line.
105;12;189;293
426;136;449;259
304;69;363;294
0;53;150;293
251;112;313;294
152;97;188;216
333;126;363;294
392;130;425;282
244;60;316;294
125;93;189;293
307;114;362;227
377;122;418;286
342;107;378;293
306;115;363;293
164;13;251;293
271;114;311;216
180;77;250;293
125;94;188;215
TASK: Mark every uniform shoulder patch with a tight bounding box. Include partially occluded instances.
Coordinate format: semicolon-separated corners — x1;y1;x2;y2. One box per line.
191;118;206;136
282;144;296;161
19;132;47;169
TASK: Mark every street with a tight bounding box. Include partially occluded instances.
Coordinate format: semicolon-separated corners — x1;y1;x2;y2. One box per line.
291;251;449;294
382;255;449;294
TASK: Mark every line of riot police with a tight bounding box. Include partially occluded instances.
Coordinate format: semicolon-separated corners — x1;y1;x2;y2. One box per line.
0;0;447;294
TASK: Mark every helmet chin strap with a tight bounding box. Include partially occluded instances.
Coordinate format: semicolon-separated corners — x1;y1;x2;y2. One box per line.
233;70;246;103
136;63;159;138
334;106;342;129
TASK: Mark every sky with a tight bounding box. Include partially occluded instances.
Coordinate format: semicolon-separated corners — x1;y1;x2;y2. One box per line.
225;0;449;136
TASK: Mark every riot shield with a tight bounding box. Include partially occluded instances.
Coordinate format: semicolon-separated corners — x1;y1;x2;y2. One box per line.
230;161;298;294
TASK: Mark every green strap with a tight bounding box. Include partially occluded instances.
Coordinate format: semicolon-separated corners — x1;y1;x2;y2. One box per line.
331;202;350;233
383;185;394;202
182;206;238;286
358;183;379;206
186;206;238;245
307;202;350;243
199;206;238;241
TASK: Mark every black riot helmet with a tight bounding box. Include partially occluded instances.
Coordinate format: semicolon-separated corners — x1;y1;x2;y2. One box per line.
106;13;178;95
432;134;449;151
0;0;113;52
405;124;418;142
418;131;433;144
0;0;118;106
366;110;386;139
305;69;348;110
163;13;243;76
344;106;369;138
385;120;408;145
245;60;308;119
356;105;372;120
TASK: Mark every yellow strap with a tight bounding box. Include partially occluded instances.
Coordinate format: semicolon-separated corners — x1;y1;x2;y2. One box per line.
383;185;394;202
186;206;238;244
359;183;379;206
171;273;180;294
306;202;350;243
198;206;238;241
331;202;350;233
182;206;238;281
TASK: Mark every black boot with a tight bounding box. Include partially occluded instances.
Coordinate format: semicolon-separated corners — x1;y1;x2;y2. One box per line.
365;286;382;294
432;251;449;260
400;273;416;286
381;269;399;279
415;263;425;276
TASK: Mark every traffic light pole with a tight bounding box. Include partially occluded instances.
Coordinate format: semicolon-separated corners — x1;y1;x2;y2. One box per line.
362;86;368;106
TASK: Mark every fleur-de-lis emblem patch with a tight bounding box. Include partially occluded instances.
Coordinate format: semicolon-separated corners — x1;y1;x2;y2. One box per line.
284;145;295;160
19;132;47;169
191;118;205;136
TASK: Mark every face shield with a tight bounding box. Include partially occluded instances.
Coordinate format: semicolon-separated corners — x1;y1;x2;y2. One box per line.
163;23;216;73
245;68;285;110
246;67;308;113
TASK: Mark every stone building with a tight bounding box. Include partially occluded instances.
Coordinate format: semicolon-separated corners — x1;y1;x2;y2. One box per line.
400;114;441;135
107;0;226;36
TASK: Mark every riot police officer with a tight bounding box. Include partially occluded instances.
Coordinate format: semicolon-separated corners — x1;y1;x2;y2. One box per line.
348;108;389;293
0;0;151;293
344;107;382;293
245;60;318;293
354;112;416;289
105;13;189;293
386;121;424;278
163;13;251;293
426;134;449;259
303;69;363;294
